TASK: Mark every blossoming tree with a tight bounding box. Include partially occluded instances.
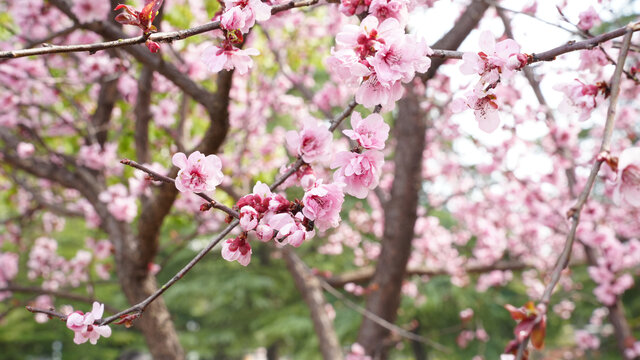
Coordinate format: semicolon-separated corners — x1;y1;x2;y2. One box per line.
1;0;640;359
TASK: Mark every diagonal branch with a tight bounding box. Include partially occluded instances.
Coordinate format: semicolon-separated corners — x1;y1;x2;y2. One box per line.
516;26;634;360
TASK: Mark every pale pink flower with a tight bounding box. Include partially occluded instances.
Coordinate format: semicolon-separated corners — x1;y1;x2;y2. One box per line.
302;181;345;231
172;151;224;193
613;147;640;207
285;118;332;163
575;330;600;350
32;295;53;323
17;142;35;158
338;0;368;16
332;150;384;199
451;88;501;133
554;80;600;121
460;31;521;84
0;252;19;300
368;0;409;25
269;212;315;247
66;302;112;345
72;0;110;22
343;112;390;150
221;236;252;266
355;71;404;109
325;48;370;86
369;33;432;85
222;0;271;33
151;98;177;127
336;16;403;59
98;184;137;223
201;44;260;75
239;206;259;231
578;6;600;31
346;343;371;360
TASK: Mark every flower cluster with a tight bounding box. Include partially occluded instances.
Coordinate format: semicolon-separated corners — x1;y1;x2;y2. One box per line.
221;182;317;266
452;31;526;132
66;302;112;345
331;112;388;198
327;15;432;110
201;0;271;74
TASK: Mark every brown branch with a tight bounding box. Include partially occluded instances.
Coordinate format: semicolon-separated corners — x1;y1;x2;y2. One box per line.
516;26;634;360
0;0;323;59
134;67;154;164
325;260;528;287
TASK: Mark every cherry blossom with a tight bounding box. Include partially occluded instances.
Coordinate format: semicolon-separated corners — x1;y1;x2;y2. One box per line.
332;150;384;199
72;0;109;22
301;181;345;231
612;147;640;207
451;88;500;132
66;302;112;345
98;184;138;223
343;112;389;150
201;44;260;75
285;118;332;163
172;151;224;193
221;235;252;266
221;0;272;34
460;31;522;86
574;330;600;350
269;212;315;247
554;79;602;121
577;6;600;31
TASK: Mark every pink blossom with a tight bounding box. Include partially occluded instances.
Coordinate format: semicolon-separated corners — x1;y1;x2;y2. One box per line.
98;184;138;223
577;6;600;31
269;212;315;247
172;151;224;193
355;71;404;109
32;295;53;323
346;343;372;360
338;0;368;17
222;0;271;33
77;143;119;172
368;0;409;25
72;0;110;22
17;142;35;158
151;98;177;127
239;206;259;231
575;330;600;350
302;181;345;231
285;118;332;163
369;33;432;85
451;88;501;133
613;147;640;207
221;236;252;266
554;80;601;121
460;31;521;85
336;16;403;59
255;223;274;242
201;44;260;75
343;112;389;150
66;302;112;345
332;150;384;199
0;252;19;300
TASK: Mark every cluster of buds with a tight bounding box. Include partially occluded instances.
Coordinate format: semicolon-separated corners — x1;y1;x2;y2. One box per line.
221;182;316;266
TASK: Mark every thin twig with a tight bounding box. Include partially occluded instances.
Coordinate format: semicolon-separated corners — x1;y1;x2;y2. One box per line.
0;0;322;59
515;26;634;360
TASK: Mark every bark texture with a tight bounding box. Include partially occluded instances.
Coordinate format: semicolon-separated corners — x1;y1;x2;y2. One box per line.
357;2;489;357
